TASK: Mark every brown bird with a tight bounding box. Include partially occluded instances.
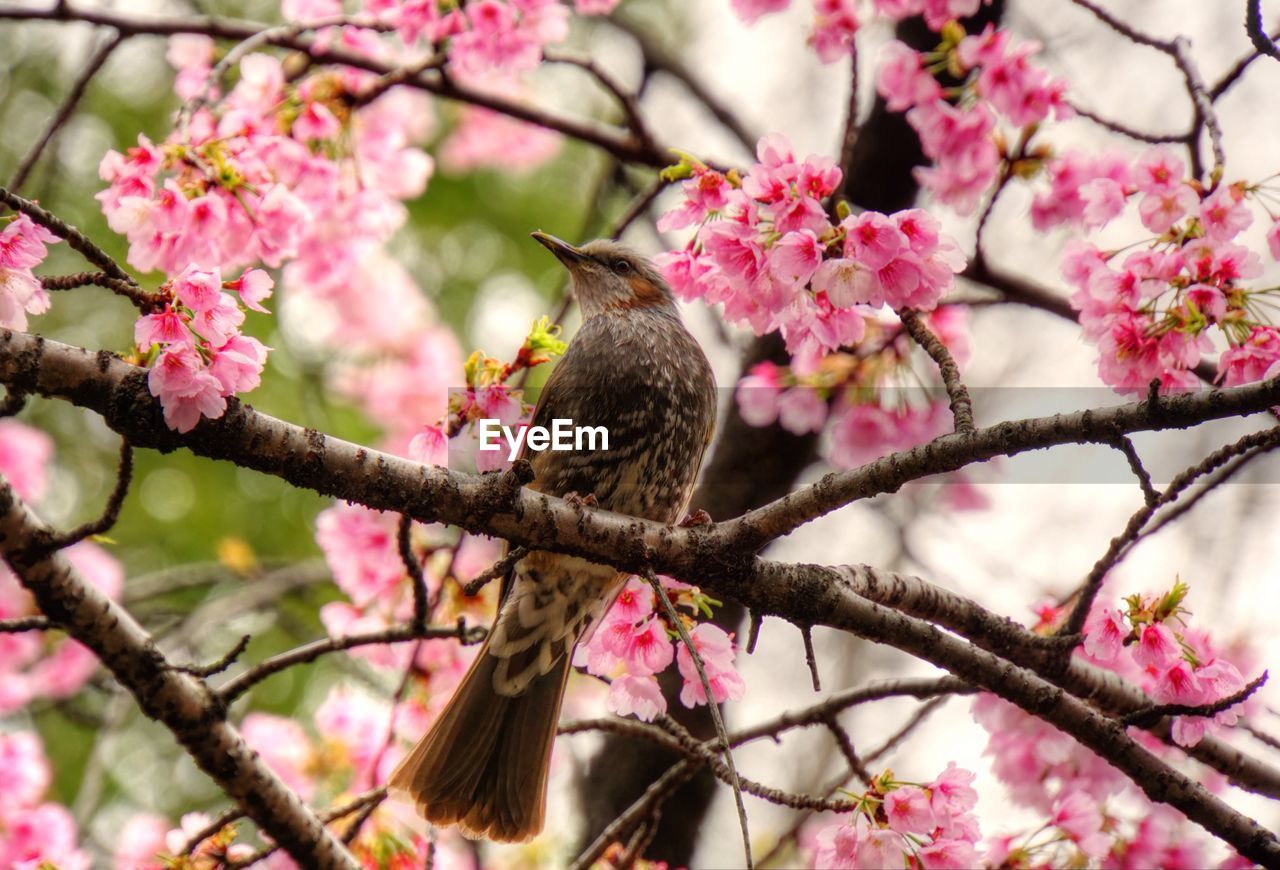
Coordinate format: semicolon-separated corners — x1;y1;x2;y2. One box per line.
388;232;718;842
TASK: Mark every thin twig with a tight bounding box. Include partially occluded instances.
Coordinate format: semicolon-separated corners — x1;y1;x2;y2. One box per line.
0;615;51;632
181;806;243;856
1069;0;1176;51
1212;23;1280;99
606;14;756;154
177;14;380;129
338;792;387;846
609;176;669;240
837;40;860;175
865;695;951;763
1066;1;1224;182
1172;36;1227;182
0;186;160;308
756;695;954;869
569;762;698;870
800;625;821;692
1132;438;1280;542
44;439;133;550
543;50;655;150
616;813;661;869
9;32;124;192
0;4;668;168
462;546;525;597
1109;433;1158;507
1068;101;1183;144
352;51;447;107
218;621;485;702
1060;425;1280;637
1246;0;1280;62
644;568;753;869
897;308;975;434
346;641;421;845
823;716;873;784
170;633;252;678
40;270;143;298
396;514;428;632
1244;723;1280;752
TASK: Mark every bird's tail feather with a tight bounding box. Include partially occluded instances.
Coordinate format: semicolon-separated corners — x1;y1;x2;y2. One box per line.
387;634;572;843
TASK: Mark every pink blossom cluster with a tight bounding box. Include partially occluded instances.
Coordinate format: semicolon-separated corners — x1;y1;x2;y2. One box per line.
280;0;567;172
1081;582;1253;748
733;307;984;505
1041;147;1280;396
357;0;572;81
0;731;90;870
729;0;990;63
657;135;965;366
0;421;125;714
970;585;1259;867
99;38;447;425
809;763;982;868
135;265;271;432
438;105;563;175
877;25;1070;213
573;577;745;721
0;213;58;331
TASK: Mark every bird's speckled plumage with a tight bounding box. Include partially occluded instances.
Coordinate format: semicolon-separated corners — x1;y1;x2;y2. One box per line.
388;234;717;843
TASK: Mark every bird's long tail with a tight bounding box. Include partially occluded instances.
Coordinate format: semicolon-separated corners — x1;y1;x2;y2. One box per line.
388;631;573;843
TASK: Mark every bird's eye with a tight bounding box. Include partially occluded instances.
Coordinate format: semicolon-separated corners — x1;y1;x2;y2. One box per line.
611;258;632;275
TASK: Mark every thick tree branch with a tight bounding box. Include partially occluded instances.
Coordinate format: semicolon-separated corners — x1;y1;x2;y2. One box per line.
773;564;1280;865
3;329;1280;588
0;476;358;869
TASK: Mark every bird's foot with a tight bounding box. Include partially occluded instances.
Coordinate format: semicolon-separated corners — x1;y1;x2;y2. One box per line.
563;491;599;513
678;509;713;528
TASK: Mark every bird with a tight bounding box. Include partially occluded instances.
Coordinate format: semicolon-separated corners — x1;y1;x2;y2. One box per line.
388;232;718;843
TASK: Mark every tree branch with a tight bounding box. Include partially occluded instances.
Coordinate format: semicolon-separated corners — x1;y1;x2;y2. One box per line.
0;476;358;869
0;187;161;309
897;308;975;433
217;621;485;703
1246;0;1280;63
4;329;1280;589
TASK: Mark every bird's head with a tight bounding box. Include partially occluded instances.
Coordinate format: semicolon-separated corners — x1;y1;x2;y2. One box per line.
531;232;675;319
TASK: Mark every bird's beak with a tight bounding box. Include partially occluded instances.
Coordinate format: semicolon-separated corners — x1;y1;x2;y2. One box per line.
532;231;590;267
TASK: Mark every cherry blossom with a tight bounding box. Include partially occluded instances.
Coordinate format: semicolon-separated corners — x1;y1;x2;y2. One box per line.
0;213;58;330
809;765;984;869
676;623;746;706
0;732;90;870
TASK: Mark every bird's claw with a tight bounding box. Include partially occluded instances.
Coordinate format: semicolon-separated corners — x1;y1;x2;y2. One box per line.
564;492;599;513
679;509;713;528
